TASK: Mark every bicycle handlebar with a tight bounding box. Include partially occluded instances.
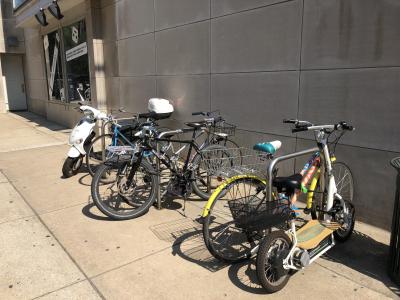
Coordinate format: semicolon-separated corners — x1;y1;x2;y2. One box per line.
285;119;355;133
283;119;297;124
292;126;308;133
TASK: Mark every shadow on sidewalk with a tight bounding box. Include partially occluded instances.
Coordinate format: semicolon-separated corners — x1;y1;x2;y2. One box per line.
150;217;227;272
324;230;400;297
152;216;400;296
11;111;69;132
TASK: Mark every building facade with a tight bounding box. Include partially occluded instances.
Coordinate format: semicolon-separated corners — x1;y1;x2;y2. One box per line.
0;0;26;112
9;0;400;230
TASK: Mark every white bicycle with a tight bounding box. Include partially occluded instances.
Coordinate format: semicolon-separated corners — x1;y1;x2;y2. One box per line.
256;120;355;293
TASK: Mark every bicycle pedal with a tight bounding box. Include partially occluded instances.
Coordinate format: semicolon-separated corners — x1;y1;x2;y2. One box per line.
303;208;311;215
194;216;204;224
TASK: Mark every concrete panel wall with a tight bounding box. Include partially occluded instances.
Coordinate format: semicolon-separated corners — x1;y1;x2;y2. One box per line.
23;28;47;116
96;0;400;230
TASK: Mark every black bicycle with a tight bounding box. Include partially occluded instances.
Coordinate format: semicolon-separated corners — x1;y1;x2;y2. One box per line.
91;114;231;220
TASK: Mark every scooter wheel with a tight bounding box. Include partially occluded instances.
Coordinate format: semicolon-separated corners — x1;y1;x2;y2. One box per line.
256;230;291;293
62;156;83;178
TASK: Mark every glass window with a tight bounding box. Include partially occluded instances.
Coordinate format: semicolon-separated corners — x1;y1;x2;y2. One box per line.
43;19;91;103
43;30;65;101
13;0;27;9
63;20;90;102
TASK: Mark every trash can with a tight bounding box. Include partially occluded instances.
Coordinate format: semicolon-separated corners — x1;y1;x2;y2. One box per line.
389;157;400;285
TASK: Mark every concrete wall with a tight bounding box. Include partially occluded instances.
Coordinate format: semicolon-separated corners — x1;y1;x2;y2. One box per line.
98;0;400;230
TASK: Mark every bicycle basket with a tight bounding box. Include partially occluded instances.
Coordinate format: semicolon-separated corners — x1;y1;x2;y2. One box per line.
228;197;294;231
212;121;236;137
201;147;270;178
106;145;135;161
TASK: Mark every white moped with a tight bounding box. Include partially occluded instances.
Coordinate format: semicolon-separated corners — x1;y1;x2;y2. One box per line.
62;103;108;178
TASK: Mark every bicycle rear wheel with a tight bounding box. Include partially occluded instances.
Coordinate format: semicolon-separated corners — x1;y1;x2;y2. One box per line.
203;175;266;263
86;134;124;177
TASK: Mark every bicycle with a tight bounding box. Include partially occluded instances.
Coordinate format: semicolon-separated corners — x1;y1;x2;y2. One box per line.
85;112;171;177
90;116;231;220
86;110;239;177
201;120;355;264
191;111;239;150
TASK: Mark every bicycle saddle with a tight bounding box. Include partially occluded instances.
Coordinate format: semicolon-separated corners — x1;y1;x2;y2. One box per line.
273;173;302;194
253;140;282;155
184;121;207;129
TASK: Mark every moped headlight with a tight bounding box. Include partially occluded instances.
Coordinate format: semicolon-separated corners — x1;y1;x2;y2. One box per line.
72;138;83;144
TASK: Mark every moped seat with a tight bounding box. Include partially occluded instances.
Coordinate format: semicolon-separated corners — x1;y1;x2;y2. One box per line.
273;173;302;193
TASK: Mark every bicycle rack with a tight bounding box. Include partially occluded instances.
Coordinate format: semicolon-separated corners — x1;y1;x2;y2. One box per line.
267;147;319;201
154;128;185;210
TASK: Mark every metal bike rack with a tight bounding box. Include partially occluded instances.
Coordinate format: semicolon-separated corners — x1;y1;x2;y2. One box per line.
156;142;162;210
267;147;319;201
100;119;111;161
154;129;185;210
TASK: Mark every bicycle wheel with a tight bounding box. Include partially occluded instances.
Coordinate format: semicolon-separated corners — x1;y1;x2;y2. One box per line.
203;175;267;263
86;134;125;177
311;162;354;219
256;230;291;293
91;159;157;220
311;162;355;241
223;138;240;150
191;144;232;200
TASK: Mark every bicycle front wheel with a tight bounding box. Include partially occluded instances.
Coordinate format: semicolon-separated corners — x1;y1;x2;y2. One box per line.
311;162;354;220
203;175;267;263
91;160;157;220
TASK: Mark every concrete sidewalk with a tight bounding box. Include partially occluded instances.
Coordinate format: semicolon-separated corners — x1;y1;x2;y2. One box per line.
0;112;398;299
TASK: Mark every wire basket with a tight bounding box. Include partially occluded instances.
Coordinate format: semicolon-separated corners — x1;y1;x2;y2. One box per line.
228;196;294;231
212;121;236;137
105;145;136;161
201;147;271;178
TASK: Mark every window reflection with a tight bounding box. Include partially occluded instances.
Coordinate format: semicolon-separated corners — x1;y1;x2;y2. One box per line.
63;20;90;102
43;30;65;101
43;19;90;103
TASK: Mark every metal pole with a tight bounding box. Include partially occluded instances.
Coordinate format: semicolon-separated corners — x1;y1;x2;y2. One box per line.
156;141;162;210
101;120;109;161
267;147;319;202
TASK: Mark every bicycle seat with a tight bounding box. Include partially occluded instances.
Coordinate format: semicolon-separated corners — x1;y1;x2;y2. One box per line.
253;140;282;155
273;173;302;194
184;121;207;129
112;120;138;131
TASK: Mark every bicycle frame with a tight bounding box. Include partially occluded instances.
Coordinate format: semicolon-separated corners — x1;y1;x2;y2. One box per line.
152;128;202;173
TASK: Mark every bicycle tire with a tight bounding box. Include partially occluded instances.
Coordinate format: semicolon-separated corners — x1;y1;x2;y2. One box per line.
191;144;231;200
91;160;157;220
311;162;354;219
256;230;291;293
202;175;267;263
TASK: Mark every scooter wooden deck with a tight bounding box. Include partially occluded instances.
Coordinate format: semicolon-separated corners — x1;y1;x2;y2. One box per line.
296;220;341;250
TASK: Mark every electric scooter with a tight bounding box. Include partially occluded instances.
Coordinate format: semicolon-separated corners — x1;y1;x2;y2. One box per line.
256;120;355;293
62;103;108;178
